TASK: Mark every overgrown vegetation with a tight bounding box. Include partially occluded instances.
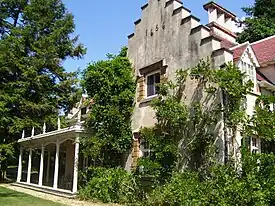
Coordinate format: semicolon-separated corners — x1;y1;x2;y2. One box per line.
79;60;275;205
146;152;275;206
79;167;137;203
81;47;136;167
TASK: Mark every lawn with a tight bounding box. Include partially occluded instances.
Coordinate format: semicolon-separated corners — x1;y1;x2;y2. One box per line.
0;186;64;206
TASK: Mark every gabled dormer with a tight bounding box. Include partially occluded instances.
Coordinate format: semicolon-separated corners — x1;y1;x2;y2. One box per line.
230;43;260;92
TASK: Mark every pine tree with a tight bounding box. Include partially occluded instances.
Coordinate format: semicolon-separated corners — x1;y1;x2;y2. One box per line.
0;0;86;143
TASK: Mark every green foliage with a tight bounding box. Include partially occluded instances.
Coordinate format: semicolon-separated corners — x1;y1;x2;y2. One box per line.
238;0;275;43
0;0;85;142
141;61;251;174
78;167;137;204
82;47;136;166
213;63;253;128
249;95;275;142
140;68;189;176
191;62;253;128
146;171;203;206
135;158;162;195
146;152;275;206
0;0;85;179
0;143;14;180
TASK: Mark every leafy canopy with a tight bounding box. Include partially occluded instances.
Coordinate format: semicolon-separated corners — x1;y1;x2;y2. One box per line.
82;47;136;167
238;0;275;43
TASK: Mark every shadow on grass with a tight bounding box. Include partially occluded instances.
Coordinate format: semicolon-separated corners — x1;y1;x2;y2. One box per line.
0;179;14;184
0;190;26;198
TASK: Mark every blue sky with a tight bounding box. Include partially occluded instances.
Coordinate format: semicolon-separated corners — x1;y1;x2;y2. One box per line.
63;0;254;73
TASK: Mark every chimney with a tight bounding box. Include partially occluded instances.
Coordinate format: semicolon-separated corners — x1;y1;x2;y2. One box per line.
203;1;237;42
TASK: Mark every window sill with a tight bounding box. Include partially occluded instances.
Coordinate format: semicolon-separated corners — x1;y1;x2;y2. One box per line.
140;95;158;104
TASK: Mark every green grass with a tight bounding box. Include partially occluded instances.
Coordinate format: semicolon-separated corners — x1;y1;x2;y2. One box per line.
0;186;64;206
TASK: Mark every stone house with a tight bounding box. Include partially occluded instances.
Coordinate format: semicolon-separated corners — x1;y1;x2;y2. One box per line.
15;0;275;196
127;0;275;168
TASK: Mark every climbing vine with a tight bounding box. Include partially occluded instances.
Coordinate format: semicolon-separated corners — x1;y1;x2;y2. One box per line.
140;60;253;174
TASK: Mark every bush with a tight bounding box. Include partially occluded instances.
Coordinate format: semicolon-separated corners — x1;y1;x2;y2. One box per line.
145;154;275;206
146;171;203;206
78;153;275;205
78;167;137;203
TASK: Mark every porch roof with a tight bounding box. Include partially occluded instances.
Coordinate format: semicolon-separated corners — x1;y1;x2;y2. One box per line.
18;124;86;148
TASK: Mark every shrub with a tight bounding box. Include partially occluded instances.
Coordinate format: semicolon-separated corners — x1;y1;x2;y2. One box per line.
78;167;137;203
145;159;275;206
146;171;203;206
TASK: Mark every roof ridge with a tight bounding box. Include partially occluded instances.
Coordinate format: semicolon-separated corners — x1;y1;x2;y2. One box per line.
251;35;275;45
230;41;249;50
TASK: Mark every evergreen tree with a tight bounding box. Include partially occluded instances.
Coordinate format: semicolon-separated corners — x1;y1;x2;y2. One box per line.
238;0;275;43
0;0;85;144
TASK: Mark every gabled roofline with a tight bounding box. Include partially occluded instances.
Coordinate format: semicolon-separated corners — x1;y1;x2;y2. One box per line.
251;35;275;45
230;43;260;68
230;41;249;50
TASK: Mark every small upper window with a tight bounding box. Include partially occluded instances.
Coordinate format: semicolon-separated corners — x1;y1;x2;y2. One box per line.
140;139;152;158
81;107;87;115
146;72;160;97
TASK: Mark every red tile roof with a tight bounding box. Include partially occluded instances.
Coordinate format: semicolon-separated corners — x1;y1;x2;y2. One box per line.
231;43;248;62
251;35;275;66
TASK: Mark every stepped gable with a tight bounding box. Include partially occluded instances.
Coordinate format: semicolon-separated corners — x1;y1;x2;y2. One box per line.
203;1;238;43
128;0;235;71
203;1;236;19
251;35;275;66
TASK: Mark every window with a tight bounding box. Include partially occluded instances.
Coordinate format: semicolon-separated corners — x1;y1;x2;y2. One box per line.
140;139;151;158
240;61;255;85
146;72;160;97
81;107;87;115
251;137;260;154
241;97;247;110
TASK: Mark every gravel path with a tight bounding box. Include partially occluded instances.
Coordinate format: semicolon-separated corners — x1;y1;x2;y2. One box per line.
1;184;116;206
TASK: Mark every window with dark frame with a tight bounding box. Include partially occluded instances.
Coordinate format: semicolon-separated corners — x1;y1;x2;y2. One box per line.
81;107;87;115
147;72;160;97
140;139;151;158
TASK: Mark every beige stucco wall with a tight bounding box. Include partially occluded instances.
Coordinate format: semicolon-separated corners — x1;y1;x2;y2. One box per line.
128;0;235;166
259;64;275;83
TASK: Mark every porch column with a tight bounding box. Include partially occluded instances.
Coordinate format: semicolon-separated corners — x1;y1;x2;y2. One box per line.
17;147;23;182
27;148;32;184
38;145;44;186
72;136;80;193
46;150;50;183
53;139;60;189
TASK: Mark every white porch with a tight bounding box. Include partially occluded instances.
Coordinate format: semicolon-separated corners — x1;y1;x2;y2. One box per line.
16;124;85;195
